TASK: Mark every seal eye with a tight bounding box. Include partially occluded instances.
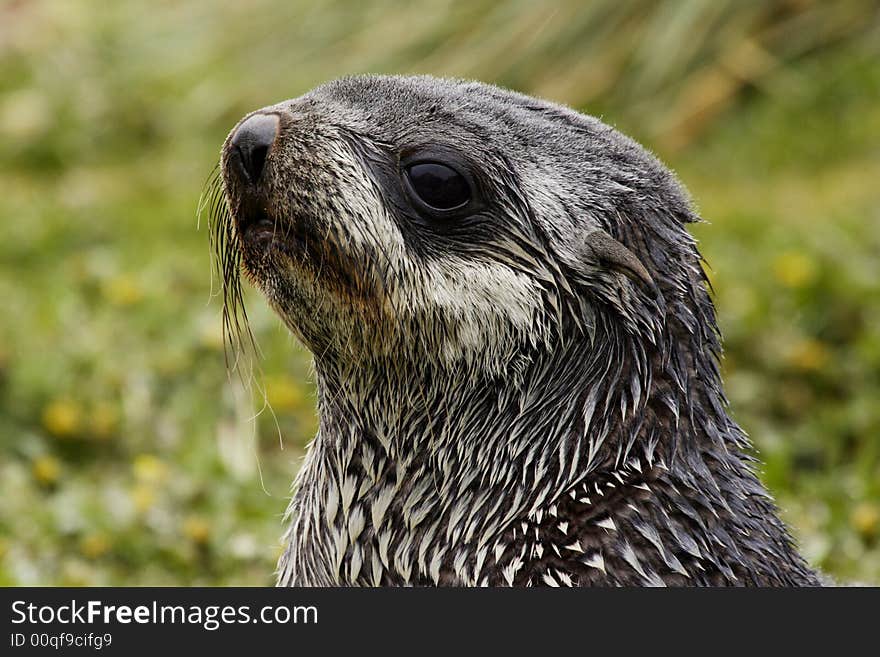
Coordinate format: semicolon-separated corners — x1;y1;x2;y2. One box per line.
405;162;471;212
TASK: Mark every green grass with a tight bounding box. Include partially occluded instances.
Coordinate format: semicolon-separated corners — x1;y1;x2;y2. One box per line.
0;0;878;585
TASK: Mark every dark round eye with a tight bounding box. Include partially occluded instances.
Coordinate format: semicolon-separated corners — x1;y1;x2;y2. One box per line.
405;162;471;211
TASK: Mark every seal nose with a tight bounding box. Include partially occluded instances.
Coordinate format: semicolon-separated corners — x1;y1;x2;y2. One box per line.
230;113;280;183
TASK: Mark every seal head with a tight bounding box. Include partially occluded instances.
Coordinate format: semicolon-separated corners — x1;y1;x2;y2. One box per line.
219;75;665;377
213;75;820;587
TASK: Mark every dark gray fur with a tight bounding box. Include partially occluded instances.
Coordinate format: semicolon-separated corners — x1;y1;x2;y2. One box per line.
215;75;821;586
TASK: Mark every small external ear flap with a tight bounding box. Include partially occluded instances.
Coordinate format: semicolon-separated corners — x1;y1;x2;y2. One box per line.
580;228;654;288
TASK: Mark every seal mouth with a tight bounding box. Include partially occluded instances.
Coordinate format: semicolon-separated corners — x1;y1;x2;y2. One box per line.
235;204;324;264
238;208;277;242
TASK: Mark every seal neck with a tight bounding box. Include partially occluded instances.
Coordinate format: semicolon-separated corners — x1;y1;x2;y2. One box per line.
308;313;730;526
282;298;817;585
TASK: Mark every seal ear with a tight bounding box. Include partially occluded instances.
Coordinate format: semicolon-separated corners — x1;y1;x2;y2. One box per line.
577;228;654;289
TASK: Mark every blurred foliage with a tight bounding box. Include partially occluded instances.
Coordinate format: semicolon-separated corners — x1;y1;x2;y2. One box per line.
0;0;878;585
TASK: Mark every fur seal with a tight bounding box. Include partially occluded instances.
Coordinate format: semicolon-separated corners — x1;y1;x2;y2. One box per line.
211;75;820;586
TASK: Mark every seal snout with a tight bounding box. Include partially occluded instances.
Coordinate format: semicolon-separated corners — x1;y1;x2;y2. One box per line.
229;112;280;184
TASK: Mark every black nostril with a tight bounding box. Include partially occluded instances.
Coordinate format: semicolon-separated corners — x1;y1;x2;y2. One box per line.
230;113;280;183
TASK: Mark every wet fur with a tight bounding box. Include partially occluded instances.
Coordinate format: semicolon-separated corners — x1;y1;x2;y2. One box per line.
210;75;820;586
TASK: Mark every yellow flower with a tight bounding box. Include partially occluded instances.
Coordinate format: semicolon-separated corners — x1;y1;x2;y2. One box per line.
787;338;830;371
198;321;225;351
773;251;817;288
851;502;879;538
42;399;83;438
102;275;143;306
133;454;168;484
32;455;61;485
80;532;111;559
131;484;156;513
183;516;211;545
0;89;50;140
265;375;307;412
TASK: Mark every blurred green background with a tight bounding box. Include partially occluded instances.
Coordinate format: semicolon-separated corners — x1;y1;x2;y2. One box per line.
1;0;878;585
